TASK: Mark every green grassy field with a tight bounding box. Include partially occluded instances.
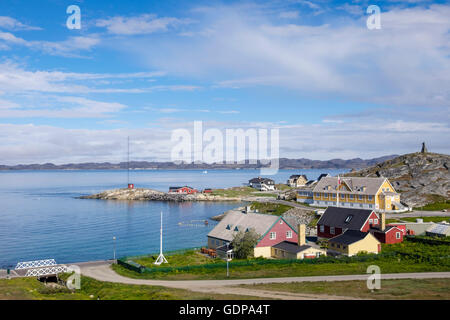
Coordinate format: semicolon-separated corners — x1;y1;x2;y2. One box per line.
415;195;450;211
113;240;450;281
387;216;449;224
249;202;293;216
211;186;278;198
0;275;262;300
134;250;223;268
239;278;450;300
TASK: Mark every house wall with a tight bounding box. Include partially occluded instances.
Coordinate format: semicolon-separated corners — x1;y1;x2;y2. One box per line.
317;225;343;239
257;218;297;247
347;234;380;256
296;247;326;259
383;228;404;244
329;235;380;256
361;212;381;232
271;246;326;259
207;236;229;249
254;246;271;258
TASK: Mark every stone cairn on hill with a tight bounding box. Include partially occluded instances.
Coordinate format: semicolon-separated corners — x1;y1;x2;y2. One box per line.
421;142;428;154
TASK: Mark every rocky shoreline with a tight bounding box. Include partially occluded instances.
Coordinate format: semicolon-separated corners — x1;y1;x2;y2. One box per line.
79;188;243;202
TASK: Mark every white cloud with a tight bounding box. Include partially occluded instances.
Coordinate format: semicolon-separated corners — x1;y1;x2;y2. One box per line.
0;96;127;118
96;14;192;35
0;117;448;165
0;16;41;31
128;3;450;108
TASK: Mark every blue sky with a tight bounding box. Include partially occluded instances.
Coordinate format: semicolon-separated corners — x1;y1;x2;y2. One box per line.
0;0;449;164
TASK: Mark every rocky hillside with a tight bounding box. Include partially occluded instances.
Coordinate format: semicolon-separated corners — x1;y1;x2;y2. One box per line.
345;152;450;207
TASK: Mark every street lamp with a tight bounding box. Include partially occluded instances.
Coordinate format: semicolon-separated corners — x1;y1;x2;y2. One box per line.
226;244;233;278
113;236;116;263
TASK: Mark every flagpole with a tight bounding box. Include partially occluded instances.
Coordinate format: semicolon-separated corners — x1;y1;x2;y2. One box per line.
337;175;340;207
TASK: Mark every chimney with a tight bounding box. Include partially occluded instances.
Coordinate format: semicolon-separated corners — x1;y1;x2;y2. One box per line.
298;224;306;246
380;213;386;231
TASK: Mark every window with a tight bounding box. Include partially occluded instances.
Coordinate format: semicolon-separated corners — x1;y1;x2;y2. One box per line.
226;224;231;230
359;195;363;200
350;194;354;199
279;220;283;224
324;193;328;198
332;194;336;198
330;227;335;235
368;195;373;201
337;244;340;248
286;231;293;239
216;239;220;246
234;226;239;231
396;232;401;239
345;215;353;223
374;219;378;225
340;194;345;199
369;219;373;224
270;232;276;240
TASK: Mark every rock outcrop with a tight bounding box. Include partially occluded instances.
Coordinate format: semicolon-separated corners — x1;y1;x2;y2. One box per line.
344;152;450;207
79;188;242;202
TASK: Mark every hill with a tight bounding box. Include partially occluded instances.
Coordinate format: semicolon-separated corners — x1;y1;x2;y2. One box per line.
0;155;397;170
344;152;450;207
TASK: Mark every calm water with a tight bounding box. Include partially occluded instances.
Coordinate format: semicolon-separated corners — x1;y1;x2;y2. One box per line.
0;169;346;268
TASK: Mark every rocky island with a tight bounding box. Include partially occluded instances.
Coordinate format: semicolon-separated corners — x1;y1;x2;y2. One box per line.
79;188;243;201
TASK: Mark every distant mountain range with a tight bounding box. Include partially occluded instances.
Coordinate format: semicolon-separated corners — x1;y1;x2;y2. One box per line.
0;155;398;170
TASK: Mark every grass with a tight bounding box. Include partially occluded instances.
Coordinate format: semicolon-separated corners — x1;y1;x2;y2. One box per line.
112;240;450;281
0;275;263;300
387;216;450;224
275;184;293;191
211;186;277;198
249;202;293;216
134;250;223;268
239;278;450;300
414;194;450;211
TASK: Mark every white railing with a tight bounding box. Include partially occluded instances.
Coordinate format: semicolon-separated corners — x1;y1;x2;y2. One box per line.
24;265;68;277
15;259;57;270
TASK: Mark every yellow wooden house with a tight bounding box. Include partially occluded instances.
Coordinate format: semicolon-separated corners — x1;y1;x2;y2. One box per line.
308;176;404;212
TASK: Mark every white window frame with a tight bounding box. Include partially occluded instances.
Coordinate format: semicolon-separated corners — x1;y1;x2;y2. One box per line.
396;232;401;239
269;232;276;240
286;231;293;239
330;227;335;235
374;219;378;225
320;225;324;233
369;219;373;224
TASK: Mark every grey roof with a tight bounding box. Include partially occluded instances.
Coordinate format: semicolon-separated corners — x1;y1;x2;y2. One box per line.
426;223;450;236
329;230;370;245
272;241;312;253
313;176;389;195
317;173;330;181
207;211;278;242
317;207;374;230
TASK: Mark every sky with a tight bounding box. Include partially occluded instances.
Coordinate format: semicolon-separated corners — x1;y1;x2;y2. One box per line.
0;0;449;164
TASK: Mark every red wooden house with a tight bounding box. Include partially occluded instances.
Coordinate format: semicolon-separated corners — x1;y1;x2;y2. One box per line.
317;207;380;239
168;186;198;194
317;207;405;244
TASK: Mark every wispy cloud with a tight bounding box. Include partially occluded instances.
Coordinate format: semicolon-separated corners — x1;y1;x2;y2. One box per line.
96;14;193;35
0;16;41;31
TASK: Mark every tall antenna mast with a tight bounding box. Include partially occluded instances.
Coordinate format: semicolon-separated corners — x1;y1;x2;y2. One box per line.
154;211;168;265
